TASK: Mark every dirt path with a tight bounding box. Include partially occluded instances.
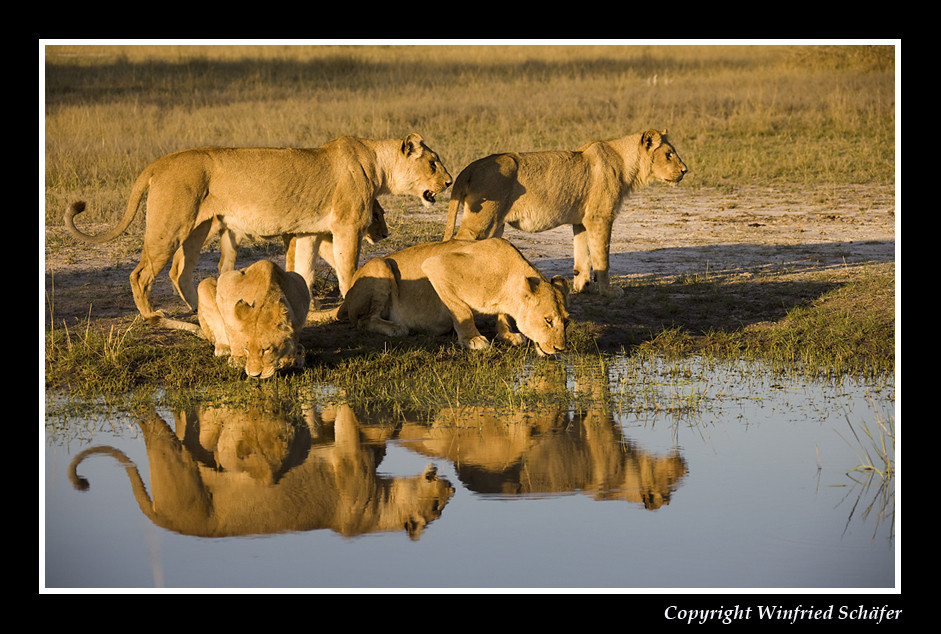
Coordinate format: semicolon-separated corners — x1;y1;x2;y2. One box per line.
43;184;895;351
509;184;895;280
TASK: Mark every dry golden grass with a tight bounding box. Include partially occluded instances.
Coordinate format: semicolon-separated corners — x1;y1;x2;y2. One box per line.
44;43;895;229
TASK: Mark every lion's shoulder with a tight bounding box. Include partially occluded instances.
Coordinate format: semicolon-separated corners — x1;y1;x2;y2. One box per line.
216;260;309;343
416;238;558;305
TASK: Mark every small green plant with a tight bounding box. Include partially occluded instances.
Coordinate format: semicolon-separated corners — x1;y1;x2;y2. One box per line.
840;401;895;479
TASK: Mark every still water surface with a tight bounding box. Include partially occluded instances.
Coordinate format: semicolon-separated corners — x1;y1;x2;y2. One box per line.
43;357;896;589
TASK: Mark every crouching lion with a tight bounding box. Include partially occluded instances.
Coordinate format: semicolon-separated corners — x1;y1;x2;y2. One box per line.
337;238;569;356
154;259;310;379
443;129;687;297
66;132;451;318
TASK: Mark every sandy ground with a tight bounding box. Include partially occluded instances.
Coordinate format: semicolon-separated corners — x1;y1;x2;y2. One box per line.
508;184;895;281
43;183;896;350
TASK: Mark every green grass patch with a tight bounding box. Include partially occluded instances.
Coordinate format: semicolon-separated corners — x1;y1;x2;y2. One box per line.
636;263;895;378
45;262;894;417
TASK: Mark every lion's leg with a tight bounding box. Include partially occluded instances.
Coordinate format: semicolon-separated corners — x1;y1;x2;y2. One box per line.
572;223;592;293
196;277;229;356
217;229;239;273
584;216;623;298
289;235;325;311
423;255;489;350
317;234;336;269
171;221;235;282
283;234;295;271
495;314;526;346
443;299;489;351
169;249;183;294
131;242;175;319
168;219;214;312
281;234;296;271
330;229;362;298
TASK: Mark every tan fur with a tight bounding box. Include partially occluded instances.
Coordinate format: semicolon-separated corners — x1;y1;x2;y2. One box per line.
337;238;569;356
66;133;451;318
170;198;390;311
68;404;455;539
155;260;310;378
443;129;687;297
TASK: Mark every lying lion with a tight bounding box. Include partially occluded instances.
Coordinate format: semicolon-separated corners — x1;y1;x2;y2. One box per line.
66;133;451;319
337;238;569;356
444;129;687;297
154;259;310;378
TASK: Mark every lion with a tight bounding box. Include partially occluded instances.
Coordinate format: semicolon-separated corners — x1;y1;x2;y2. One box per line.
171;198;390;311
68;403;455;539
443;129;687;297
154;259;310;378
172;197;390;299
65;133;451;318
337;237;569;356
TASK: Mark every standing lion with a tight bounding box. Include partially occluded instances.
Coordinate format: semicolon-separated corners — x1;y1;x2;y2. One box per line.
443;129;687;297
65;133;452;318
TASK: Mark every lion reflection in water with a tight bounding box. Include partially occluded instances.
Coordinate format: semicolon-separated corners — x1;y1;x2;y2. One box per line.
397;399;687;510
68;403;454;540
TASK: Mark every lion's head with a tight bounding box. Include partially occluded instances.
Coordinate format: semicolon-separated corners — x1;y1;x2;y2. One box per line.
643;129;688;185
392;132;452;207
513;275;570;356
213;261;309;379
390;464;455;540
228;299;304;379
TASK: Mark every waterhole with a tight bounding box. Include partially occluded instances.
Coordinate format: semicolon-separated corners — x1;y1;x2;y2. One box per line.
44;356;895;590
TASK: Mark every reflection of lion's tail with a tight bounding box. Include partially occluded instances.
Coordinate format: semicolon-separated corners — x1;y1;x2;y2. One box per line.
442;175;466;241
64;160;155;243
68;445;158;521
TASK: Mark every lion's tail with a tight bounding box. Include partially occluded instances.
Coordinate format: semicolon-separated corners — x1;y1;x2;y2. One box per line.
64;160;156;244
68;445;162;524
68;446;138;491
148;316;203;335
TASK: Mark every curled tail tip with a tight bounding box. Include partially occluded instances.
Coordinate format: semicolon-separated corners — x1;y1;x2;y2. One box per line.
67;200;86;217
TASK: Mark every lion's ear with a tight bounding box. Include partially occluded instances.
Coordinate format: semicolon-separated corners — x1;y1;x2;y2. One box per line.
234;299;255;321
642;129;662;151
402;132;425;157
522;276;542;299
550;275;570;298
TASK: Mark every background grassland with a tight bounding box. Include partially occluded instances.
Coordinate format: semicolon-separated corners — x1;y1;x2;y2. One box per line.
43;43;897;406
44;43;895;230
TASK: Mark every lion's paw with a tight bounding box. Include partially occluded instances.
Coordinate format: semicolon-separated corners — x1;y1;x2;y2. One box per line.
572;277;591;294
497;331;527;346
463;335;491;351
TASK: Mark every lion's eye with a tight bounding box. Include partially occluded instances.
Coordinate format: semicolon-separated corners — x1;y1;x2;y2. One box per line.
545;317;553;326
429;161;437;174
